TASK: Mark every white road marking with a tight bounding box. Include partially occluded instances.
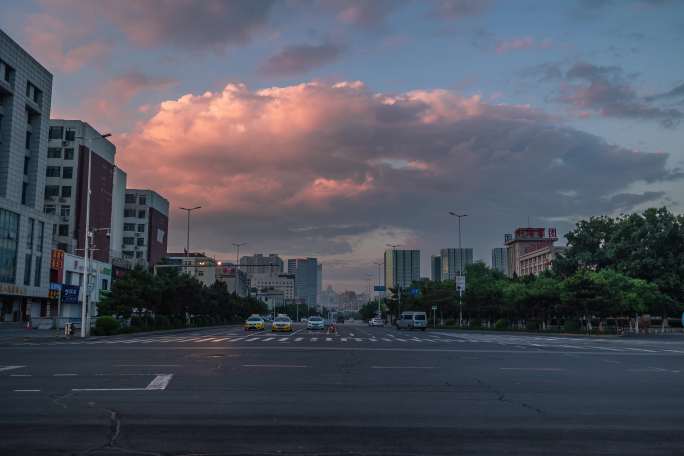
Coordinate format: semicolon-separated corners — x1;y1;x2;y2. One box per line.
354;338;363;342
10;374;32;377
295;337;303;341
371;366;435;369
14;389;40;392
0;365;25;372
310;337;318;341
145;374;174;390
115;364;180;367
242;364;308;368
341;338;348;342
499;367;565;371
278;337;289;342
53;373;77;376
230;337;244;342
382;338;392;342
349;333;355;337
325;337;333;342
245;338;259;342
211;338;231;342
624;347;657;353
262;337;275;341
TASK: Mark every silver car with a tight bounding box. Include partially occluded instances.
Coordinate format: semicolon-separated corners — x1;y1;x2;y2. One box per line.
396;311;427;331
307;316;325;330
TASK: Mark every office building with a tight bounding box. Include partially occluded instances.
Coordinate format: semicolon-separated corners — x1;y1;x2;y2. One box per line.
249;272;295;300
215;264;249;297
165;252;216;287
122;189;168;268
519;245;566;277
287;257;318;307
239;253;283;275
491;247;508;275
504;227;558;278
0;30;54;322
46;119;124;263
384;249;420;290
316;263;322;303
440;248;473;281
430;255;441;282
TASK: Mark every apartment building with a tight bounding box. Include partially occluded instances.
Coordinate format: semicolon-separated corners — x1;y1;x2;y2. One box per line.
122;189;168;268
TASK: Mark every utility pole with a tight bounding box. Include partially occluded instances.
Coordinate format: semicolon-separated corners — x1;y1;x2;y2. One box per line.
232;242;246;296
449;212;468;326
373;261;383;317
179;206;201;274
386;243;401;322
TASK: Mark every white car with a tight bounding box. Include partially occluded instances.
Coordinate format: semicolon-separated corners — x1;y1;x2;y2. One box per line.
368;317;385;327
307;316;325;330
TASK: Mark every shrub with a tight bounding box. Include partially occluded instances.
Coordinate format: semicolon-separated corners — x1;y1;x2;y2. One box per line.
95;316;120;336
154;315;171;330
494;319;508;330
470;319;482;329
444;318;457;327
562;320;579;332
525;320;539;331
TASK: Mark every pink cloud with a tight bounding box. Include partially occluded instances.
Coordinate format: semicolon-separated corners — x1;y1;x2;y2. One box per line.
495;36;535;54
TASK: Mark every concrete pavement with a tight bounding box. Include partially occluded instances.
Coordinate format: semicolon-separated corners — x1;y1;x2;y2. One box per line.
1;323;683;455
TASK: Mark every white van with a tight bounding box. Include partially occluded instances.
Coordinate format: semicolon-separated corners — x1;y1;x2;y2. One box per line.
396;311;427;331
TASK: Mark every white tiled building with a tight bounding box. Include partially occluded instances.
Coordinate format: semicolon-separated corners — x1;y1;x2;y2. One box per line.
249;273;295;300
0;29;54;322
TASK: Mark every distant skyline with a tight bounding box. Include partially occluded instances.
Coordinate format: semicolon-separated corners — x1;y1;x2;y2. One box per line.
2;0;682;291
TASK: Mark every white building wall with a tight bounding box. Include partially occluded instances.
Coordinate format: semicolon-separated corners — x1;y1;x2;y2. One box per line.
110;167;126;259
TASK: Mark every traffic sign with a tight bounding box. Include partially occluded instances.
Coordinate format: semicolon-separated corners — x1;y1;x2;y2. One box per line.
431;305;437;310
373;285;386;292
455;275;466;291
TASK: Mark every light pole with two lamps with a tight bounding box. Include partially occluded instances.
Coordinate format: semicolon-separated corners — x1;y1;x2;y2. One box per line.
448;212;468;326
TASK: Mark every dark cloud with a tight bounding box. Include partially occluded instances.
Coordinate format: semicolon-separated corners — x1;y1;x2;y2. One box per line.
260;42;345;76
607;191;667;210
645;82;684;102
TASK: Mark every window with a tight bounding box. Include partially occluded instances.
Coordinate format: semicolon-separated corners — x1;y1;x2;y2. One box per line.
46;166;61;177
60;206;70;217
44;205;56;215
136;237;145;246
27;218;34;249
0;208;19;284
21;183;28;205
124;223;135;231
62;167;73;179
45;186;59;198
123;237;134;245
25;131;31;149
138;210;145;218
0;59;14;83
61;186;71;198
65;129;76;141
137;224;145;232
48;126;64;140
58;224;69;236
23;253;31;286
138;196;146;205
101;278;108;291
124;209;136;218
24;156;30;175
26;82;41;104
37;222;44;251
63;148;74;160
136;251;143;258
123;251;134;258
34;256;41;287
65;271;73;285
48;148;61;158
125;194;136;204
57;242;68;251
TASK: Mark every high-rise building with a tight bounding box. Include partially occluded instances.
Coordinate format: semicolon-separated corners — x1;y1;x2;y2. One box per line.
384;249;420;290
46;119;125;263
0;30;55;322
122;189;168;268
239;253;283;275
316;263;322;303
491;247;508;275
440;248;473;281
504;227;558;278
430;255;441;282
287;257;318;307
249;272;295;300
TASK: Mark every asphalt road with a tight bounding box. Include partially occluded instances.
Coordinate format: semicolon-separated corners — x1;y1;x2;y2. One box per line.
1;323;684;455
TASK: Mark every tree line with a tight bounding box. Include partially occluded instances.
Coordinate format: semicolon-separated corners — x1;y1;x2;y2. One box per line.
366;207;684;332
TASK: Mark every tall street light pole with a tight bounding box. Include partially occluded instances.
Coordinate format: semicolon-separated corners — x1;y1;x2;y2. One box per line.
373;261;383;317
232;242;247;296
179;206;201;273
449;212;468;326
77;132;111;338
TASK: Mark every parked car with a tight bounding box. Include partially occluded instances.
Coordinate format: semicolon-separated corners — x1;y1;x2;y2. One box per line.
395;311;427;330
368;317;385;327
307;316;325;330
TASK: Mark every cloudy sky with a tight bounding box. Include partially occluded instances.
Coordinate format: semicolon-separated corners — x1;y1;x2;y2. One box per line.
2;0;683;291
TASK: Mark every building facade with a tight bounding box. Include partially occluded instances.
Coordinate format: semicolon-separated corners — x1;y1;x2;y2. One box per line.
287;257;318;307
519;245;566;277
215;264;249;297
46;120;122;263
440;248;472;281
504;227;558;278
239;253;283;275
249;272;295;300
491;247;508;275
0;30;54;322
384;249;420;290
430;255;442;282
123;189;168;268
165;252;216;287
57;251;111;326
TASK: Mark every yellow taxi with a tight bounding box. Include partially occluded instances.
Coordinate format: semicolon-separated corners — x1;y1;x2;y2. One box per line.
244;315;265;331
271;315;293;332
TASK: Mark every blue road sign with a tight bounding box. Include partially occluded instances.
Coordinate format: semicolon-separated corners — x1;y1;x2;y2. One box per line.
373;285;386;292
62;284;80;305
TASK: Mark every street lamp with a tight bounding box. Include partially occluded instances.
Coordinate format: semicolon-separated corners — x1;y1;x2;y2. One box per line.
232;242;247;296
179;206;201;276
76;132;111;338
448;212;468;326
386;243;401;321
373;261;383;317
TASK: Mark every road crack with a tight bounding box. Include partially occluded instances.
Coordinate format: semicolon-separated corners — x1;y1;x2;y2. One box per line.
475;377;545;416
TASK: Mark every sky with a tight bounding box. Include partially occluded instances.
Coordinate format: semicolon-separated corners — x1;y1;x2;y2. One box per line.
1;0;683;292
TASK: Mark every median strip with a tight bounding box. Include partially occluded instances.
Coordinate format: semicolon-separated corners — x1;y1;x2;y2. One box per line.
242;364;308;368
